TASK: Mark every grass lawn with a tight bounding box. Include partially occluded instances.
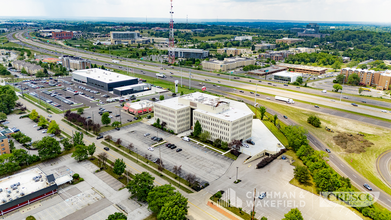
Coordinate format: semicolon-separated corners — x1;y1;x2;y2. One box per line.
89;156;130;186
143;214;157;220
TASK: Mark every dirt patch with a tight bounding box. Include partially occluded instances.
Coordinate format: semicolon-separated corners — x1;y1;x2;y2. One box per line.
333;132;374;153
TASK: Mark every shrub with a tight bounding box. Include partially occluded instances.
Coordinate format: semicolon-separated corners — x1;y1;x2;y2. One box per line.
72;173;80;179
307;116;321;127
256;149;287;169
26;216;36;220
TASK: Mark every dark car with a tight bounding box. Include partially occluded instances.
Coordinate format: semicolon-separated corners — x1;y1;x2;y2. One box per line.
256;94;260;96
157;137;163;142
283;115;288;119
314;105;320;108
250;92;254;94
170;145;177;149
176;148;182;152
239;90;244;93
363;183;372;191
284;84;288;86
351;103;358;107
115;114;120;117
246;140;255;145
268;83;272;85
115;127;120;131
325;149;331;153
258;80;262;82
361;100;367;103
96;135;103;140
166;143;172;147
127;119;133;122
37;127;44;130
104;147;109;151
134;117;139;120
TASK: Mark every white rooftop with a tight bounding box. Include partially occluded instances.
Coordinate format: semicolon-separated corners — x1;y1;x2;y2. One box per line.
114;83;150;91
240;119;285;156
73;68;137;83
273;71;303;77
0;168;50;203
126;100;154;110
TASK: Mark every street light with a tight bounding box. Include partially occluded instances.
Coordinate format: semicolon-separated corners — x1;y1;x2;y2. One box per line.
236;167;238;181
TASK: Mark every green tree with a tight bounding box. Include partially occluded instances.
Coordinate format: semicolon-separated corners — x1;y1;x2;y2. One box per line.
213;139;222;148
73;132;84;146
21;67;27;74
147;184;177;214
12;149;29;166
38;116;49;128
261;217;268;220
47;120;60;134
29;109;39;120
333;84;343;92
358;64;367;69
199;131;210;142
358;87;363;94
180;91;184;96
347;73;360;85
259;106;266;120
221;142;229;151
159;95;165;101
193;120;202;137
283;208;304;220
336;74;345;84
112;121;121;128
156;192;188;220
126;172;155;202
35;137;62;160
0;85;18;114
295;76;303;85
294;166;311;184
77;107;84;114
0;112;6;121
313;168;341;192
273;114;278;126
113;158;126;177
60;138;73;151
87;143;96;157
101;112;111;126
72;145;88;161
284;125;308;152
307;116;321;127
332;61;342;71
106;212;127;220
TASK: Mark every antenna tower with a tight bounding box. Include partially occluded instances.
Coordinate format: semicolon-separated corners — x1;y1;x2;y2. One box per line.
168;0;175;64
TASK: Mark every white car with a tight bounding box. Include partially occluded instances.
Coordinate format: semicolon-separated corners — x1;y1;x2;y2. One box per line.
42;129;47;133
48;115;52;118
108;116;113;118
266;97;270;100
148;147;154;151
381;110;388;113
182;137;190;142
243;143;249;148
33;125;38;128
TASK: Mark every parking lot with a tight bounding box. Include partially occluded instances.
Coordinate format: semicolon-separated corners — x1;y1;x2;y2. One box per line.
82;103;137;127
104;122;234;183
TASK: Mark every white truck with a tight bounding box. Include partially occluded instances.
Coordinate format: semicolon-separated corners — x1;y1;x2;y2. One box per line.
112;60;120;64
275;96;295;104
156;73;166;78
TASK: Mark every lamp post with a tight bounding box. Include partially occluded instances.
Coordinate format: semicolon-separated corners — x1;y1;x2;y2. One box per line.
236;167;238;181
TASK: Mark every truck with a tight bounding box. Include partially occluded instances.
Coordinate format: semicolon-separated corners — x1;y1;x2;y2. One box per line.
156;73;166;78
275;96;295;104
112;60;120;64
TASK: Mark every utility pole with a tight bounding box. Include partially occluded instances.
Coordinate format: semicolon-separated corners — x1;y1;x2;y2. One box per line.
236;167;238;181
189;71;191;89
252;188;256;220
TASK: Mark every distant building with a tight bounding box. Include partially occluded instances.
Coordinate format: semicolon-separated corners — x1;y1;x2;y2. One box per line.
276;38;304;45
171;48;209;59
150;38;169;44
254;44;276;51
273;71;303;83
234;36;252;41
192;29;205;33
113;83;151;96
298;23;328;38
123;100;154;115
201;57;256;72
290;28;305;33
52;31;73;40
342;57;351;63
12;60;43;75
259;50;295;61
61;56;91;70
340;68;391;90
72;31;83;38
277;63;328;75
248;66;287;76
216;48;252;56
289;47;317;54
110;31;140;44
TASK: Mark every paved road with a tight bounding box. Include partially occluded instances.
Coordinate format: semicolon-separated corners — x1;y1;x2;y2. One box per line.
377;151;391;189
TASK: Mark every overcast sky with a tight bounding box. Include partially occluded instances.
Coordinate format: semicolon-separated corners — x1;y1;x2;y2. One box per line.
2;0;391;23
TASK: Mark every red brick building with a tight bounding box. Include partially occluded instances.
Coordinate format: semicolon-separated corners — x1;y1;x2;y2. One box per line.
52;31;73;40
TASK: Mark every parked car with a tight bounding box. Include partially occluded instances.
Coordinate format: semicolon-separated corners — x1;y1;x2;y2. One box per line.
104;147;109;151
96;135;103;140
182;137;190;142
42;129;47;133
243;143;249;148
246;139;255;145
144;133;150;137
176;148;182;152
115;114;120;117
115;127;120;131
258;192;266;200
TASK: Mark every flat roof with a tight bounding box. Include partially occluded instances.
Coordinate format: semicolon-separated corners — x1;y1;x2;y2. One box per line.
172;48;207;53
0;168;51;203
278;63;328;71
240;119;285;156
114;83;150;91
273;71;303;77
126;100;154;110
73;68;137;83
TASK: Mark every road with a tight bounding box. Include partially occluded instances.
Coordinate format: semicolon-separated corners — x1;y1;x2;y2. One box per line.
9;30;391;211
377;151;391;190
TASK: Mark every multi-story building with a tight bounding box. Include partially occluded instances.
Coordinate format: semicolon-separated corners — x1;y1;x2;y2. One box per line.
72;31;83;38
171;48;209;59
12;60;43;75
61;55;91;70
297;23;328;38
110;31;140;44
52;31;73;40
254;44;276;51
201;57;256;72
277;63;328;75
259;50;295;61
276;38;304;45
0;132;10;154
340;68;391;90
154;92;253;142
289;47;317;54
234;36;252;41
217;48;252;56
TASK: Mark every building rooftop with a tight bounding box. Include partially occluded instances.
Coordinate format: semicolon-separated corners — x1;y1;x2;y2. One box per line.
73;68;137;83
114;83;150;91
278;63;328;71
342;67;376;73
0;168;52;204
125;100;154;110
273;71;303;77
172;48;207;53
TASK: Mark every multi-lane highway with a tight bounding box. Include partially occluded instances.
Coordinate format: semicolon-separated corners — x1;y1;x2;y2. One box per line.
8;30;391;210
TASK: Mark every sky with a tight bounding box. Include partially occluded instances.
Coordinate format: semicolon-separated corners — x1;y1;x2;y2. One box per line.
1;0;391;24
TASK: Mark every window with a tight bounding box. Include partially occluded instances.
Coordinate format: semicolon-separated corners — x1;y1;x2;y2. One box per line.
1;148;4;151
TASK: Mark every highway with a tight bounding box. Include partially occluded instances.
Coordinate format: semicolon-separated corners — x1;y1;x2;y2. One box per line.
8;30;391;211
377;151;391;189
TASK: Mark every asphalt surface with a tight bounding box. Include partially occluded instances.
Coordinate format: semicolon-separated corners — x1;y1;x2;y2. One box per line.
8;30;391;210
377;151;391;189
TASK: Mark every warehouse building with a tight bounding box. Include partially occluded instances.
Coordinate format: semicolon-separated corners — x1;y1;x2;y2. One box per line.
113;83;151;96
154;92;253;142
72;68;138;91
277;63;328;75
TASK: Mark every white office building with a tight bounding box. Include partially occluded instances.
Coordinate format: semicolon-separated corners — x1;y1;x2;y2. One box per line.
272;71;303;83
234;36;253;41
154;92;253;142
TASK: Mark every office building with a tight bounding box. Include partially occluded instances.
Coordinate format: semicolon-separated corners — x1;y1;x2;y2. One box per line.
290;27;305;33
289;47;317;54
154;92;253;142
201;57;256;72
12;60;43;75
0;132;10;154
340;68;391;90
234;36;253;41
297;23;328;38
52;31;73;40
217;48;252;56
277;63;327;75
123;100;154;115
72;31;83;38
72;68;138;91
170;48;209;59
259;50;295;61
248;66;287;76
276;38;304;45
61;55;91;70
272;71;303;83
113;83;151;96
254;44;276;51
110;31;140;44
150;38;169;44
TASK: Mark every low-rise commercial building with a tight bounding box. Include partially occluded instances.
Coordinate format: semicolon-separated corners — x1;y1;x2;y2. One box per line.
254;44;276;50
61;55;91;70
201;57;256;72
52;31;73;40
234;36;252;41
171;48;209;59
248;66;287;76
289;47;317;54
340;68;391;90
150;38;169;44
113;83;151;96
123;100;154;115
277;63;328;75
72;31;83;38
110;31;140;44
216;48;252;56
259;50;295;61
272;71;303;83
276;38;304;45
12;60;43;75
154;92;253;142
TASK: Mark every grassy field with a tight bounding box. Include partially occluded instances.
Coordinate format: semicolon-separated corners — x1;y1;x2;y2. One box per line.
192;34;235;41
143;214;157;220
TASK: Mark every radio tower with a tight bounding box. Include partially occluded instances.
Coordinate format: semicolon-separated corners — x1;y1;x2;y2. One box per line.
168;0;175;64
